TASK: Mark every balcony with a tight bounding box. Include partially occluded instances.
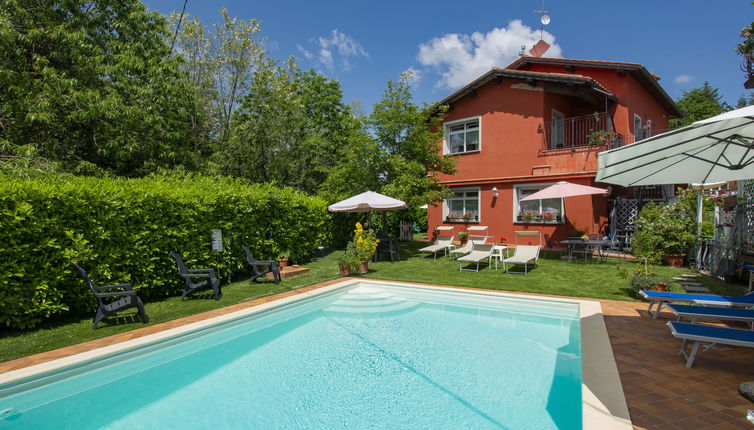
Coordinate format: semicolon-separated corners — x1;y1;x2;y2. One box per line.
541;112;624;152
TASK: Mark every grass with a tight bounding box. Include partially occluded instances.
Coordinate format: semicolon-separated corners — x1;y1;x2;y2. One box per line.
0;241;745;363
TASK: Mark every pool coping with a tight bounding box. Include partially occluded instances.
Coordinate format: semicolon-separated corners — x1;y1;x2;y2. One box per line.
0;279;631;429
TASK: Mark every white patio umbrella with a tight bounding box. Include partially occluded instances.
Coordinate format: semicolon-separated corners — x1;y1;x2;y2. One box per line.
520;181;608;201
596;105;754;186
327;191;407;212
520;181;609;236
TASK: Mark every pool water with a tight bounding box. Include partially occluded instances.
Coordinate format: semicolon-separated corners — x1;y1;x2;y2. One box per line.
0;284;582;429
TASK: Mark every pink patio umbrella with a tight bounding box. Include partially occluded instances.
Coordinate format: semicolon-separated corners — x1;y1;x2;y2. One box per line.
520;181;608;235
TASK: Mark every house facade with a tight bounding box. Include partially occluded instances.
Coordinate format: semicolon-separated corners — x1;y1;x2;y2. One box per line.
427;57;682;244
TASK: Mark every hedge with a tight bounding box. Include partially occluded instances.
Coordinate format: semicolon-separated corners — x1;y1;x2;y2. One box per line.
0;172;331;329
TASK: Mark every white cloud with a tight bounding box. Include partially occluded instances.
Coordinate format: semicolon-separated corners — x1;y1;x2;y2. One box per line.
417;20;563;89
298;29;369;72
674;74;693;84
296;44;313;60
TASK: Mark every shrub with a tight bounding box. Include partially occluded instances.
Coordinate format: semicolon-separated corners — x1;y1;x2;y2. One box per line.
0;172;331;329
631;190;698;263
352;222;379;261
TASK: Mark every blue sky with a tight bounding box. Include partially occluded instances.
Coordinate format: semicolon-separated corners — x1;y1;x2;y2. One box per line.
144;0;753;111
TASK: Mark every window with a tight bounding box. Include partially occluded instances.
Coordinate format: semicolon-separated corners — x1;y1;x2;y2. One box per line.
634;114;644;142
551;109;565;149
446;118;480;154
444;188;480;222
514;184;563;223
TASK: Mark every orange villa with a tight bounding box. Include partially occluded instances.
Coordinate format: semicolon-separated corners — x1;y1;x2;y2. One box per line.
427;56;683;244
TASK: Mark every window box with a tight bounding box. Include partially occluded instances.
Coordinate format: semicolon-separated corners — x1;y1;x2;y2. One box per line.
516;215;563;224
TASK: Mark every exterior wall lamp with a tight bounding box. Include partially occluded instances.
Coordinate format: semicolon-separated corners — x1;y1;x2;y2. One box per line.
492;187;499;198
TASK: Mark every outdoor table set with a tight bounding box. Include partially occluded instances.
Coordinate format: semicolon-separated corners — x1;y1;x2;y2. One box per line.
559;239;610;263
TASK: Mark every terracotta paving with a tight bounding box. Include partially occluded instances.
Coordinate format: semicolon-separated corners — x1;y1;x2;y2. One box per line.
2;279;754;428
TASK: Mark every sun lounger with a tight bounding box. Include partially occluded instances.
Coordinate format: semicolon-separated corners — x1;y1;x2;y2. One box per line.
667;321;754;367
640;290;754;319
457;243;494;272
666;304;754;325
419;235;455;259
448;235;489;260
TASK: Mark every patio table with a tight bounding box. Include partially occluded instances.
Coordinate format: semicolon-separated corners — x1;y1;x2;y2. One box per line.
489;245;509;270
559;239;610;263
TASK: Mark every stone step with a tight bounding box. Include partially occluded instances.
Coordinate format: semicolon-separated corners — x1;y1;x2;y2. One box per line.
683;286;711;293
678;274;700;279
675;281;703;287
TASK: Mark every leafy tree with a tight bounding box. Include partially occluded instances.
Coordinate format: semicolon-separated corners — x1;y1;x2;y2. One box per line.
670;82;731;128
170;9;264;147
0;0;200;176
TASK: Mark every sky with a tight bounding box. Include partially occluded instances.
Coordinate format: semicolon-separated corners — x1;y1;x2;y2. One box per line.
143;0;753;111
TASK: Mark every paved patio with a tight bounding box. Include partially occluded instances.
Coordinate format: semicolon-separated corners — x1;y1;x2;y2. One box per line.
1;279;753;428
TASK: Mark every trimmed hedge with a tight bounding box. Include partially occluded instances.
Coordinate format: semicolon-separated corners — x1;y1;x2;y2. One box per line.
0;173;331;329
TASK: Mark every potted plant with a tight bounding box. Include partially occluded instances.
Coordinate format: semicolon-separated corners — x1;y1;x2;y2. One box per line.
497;237;507;246
587;130;619;146
277;250;291;271
631;189;697;266
337;243;358;277
458;231;469;246
541;212;556;223
353;222;379;273
522;212;536;222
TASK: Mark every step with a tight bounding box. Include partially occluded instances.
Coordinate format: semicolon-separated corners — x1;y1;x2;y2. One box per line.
676;281;703;287
683;286;711;293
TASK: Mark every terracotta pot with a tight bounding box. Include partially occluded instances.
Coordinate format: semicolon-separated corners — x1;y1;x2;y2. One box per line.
278;258;289;271
359;260;369;274
338;264;351;277
656;281;667;292
662;254;685;267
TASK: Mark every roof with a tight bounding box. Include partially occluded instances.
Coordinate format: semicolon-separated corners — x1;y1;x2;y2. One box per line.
435;68;617;107
506;57;682;117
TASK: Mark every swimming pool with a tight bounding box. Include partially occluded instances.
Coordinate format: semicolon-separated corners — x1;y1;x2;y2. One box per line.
0;280;630;429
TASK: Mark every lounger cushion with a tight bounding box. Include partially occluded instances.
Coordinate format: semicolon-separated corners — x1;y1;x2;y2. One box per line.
667;304;754;320
640;290;754;304
669;321;754;344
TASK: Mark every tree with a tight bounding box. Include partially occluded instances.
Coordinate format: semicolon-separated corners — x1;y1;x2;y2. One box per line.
170;9;264;147
0;0;201;176
670;82;731;129
321;71;456;231
737;22;754;88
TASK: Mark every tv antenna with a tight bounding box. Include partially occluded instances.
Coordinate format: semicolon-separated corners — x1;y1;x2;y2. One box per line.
533;0;550;41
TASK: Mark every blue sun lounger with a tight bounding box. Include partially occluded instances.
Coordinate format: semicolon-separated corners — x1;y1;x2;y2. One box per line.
667;321;754;368
666;304;754;325
639;290;754;319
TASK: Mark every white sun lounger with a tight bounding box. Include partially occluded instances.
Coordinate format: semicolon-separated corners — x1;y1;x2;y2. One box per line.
667;321;754;368
448;235;489;260
419;235;455;259
457;243;494;272
502;231;542;274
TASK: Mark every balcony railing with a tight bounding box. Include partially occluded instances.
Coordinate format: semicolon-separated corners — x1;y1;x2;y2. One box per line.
542;112;624;151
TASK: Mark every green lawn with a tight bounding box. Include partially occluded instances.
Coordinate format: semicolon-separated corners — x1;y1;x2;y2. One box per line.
0;241;745;363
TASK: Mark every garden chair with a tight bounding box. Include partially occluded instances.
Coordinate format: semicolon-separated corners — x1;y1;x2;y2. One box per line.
242;245;281;284
419;234;455;259
170;251;222;300
73;264;149;330
376;238;401;262
457;243;494;272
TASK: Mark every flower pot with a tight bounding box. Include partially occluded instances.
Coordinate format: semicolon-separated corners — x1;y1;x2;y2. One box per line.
662;254;686;267
359;261;369;274
655;281;667;292
338;264;351;277
278;258;289;271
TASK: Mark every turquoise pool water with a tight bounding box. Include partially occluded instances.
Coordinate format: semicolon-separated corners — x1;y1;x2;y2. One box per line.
0;283;582;429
